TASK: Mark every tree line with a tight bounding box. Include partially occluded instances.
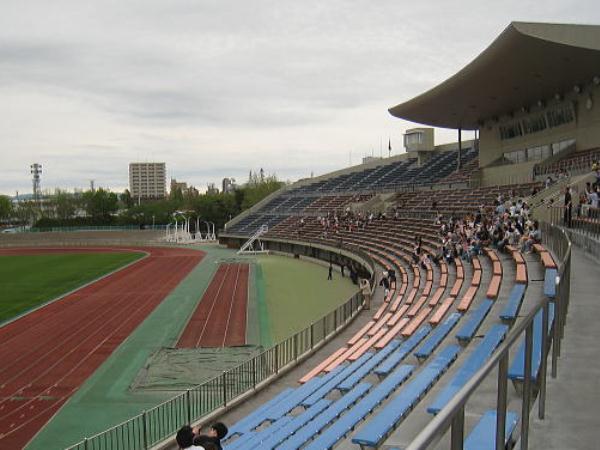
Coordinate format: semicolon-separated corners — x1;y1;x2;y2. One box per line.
0;173;284;232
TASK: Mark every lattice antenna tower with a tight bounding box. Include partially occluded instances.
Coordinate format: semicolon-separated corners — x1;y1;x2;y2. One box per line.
30;163;42;202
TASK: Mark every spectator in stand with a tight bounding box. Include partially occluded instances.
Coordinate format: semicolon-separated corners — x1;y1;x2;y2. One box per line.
564;186;573;227
521;220;541;253
193;422;228;450
420;253;431;270
545;176;553;189
388;269;396;289
176;425;212;450
379;272;390;298
412;241;421;265
589;185;599;211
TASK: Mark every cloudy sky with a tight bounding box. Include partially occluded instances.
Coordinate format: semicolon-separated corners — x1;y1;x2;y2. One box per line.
1;0;599;195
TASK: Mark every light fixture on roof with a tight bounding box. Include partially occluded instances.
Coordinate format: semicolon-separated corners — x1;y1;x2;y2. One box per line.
586;95;593;110
521;106;529;113
537;100;545;108
554;93;562;101
593;76;600;85
573;84;582;94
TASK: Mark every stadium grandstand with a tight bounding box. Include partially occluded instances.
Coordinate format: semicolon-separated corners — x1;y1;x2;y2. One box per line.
3;21;599;450
212;22;600;450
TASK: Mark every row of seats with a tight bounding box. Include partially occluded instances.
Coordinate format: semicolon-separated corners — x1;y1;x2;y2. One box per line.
225;204;558;449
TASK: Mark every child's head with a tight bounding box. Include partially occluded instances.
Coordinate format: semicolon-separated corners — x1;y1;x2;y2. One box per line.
208;422;228;440
176;426;195;449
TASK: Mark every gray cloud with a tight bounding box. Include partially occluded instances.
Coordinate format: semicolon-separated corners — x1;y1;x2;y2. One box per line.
1;0;599;194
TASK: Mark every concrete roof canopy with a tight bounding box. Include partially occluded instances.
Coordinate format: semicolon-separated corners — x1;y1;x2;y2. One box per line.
388;22;600;130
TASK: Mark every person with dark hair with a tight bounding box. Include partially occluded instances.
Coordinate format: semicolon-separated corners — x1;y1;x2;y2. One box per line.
387;269;396;289
379;273;390;299
176;425;205;449
564;186;572;227
327;263;333;280
194;422;228;450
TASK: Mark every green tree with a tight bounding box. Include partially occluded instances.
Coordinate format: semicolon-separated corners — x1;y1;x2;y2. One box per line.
240;175;284;210
82;188;119;221
120;189;134;209
170;186;184;204
52;189;76;221
14;200;37;225
0;195;12;219
0;195;12;221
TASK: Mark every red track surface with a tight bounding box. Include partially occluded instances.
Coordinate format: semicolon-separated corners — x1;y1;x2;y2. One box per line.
0;246;204;449
177;263;248;348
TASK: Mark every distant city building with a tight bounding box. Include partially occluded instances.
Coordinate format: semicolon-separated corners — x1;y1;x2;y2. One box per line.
170;178;187;193
222;177;236;193
129;162;166;201
206;183;219;195
170;178;199;197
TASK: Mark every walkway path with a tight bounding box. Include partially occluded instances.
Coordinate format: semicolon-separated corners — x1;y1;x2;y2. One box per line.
529;245;600;450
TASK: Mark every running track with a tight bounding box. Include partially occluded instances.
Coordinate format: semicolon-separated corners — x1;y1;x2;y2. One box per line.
0;246;204;449
177;263;248;348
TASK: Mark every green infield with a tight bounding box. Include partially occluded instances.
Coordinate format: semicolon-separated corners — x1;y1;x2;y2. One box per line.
0;251;143;323
257;255;359;344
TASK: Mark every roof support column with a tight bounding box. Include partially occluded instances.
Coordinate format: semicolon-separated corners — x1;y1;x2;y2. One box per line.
457;127;462;170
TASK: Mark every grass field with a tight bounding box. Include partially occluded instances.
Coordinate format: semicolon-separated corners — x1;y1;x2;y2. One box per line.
0;251;143;322
257;255;358;343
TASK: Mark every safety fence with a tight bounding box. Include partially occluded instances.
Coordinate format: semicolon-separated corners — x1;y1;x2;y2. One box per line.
405;221;571;450
65;291;364;450
27;225;168;233
548;204;600;241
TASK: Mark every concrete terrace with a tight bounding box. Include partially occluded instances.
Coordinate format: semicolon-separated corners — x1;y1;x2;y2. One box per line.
529;243;600;450
208;236;600;450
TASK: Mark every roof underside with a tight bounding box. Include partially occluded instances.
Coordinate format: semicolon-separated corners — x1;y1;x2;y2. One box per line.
389;22;600;130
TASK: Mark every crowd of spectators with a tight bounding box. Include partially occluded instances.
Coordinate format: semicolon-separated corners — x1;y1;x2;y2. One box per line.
433;192;541;265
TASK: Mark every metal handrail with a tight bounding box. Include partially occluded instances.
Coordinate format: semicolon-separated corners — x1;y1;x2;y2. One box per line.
405;222;571;450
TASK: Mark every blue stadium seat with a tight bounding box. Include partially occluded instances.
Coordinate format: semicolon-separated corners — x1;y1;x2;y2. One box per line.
337;339;402;392
374;325;432;377
277;382;371;450
464;410;519;450
228;368;343;439
352;345;461;448
415;313;461;360
499;284;527;321
226;387;294;438
235;398;331;450
225;417;293;450
455;298;493;342
428;325;508;414
508;303;555;382
265;366;344;421
302;364;415;450
302;353;373;407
